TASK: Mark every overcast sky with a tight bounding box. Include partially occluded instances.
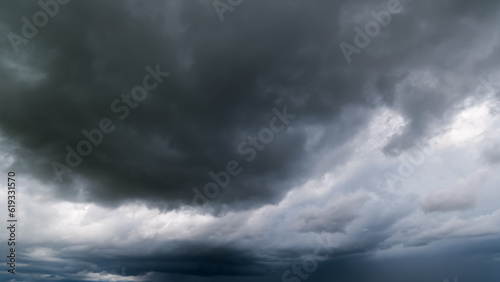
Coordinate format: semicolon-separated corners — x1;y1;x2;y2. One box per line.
1;0;500;281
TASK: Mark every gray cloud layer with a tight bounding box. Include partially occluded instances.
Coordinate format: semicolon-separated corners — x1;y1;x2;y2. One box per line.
1;0;500;281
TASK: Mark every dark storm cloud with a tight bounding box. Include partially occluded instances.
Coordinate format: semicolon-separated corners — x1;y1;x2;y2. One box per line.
0;0;497;210
9;240;277;281
306;239;500;282
0;0;381;210
2;0;500;281
1;0;495;211
12;234;500;282
339;0;500;156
